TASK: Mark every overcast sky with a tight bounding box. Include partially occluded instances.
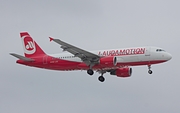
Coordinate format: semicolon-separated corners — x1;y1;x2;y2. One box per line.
0;0;180;113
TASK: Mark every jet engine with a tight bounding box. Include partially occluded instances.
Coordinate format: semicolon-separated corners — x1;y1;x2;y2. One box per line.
110;67;132;77
99;56;117;66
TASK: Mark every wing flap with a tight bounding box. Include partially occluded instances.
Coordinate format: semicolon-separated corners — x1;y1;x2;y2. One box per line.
10;53;34;62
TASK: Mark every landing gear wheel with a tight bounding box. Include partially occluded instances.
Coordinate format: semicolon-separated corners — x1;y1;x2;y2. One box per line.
148;70;153;74
87;69;94;75
148;65;153;74
98;76;105;82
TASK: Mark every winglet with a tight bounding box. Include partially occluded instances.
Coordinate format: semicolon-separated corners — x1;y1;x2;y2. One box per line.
49;37;54;42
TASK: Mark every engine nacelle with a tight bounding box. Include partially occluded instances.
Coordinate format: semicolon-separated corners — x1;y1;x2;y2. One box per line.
99;56;117;66
110;67;132;77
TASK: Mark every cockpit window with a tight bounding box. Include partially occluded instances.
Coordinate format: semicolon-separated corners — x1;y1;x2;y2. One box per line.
156;49;165;52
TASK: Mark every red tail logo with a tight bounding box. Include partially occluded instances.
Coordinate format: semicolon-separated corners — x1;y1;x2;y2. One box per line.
22;35;36;55
25;41;34;50
20;32;45;58
24;36;34;50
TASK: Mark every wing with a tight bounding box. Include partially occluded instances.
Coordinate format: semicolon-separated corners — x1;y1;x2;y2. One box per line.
49;37;100;66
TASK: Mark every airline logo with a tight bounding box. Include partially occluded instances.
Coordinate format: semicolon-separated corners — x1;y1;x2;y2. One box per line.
21;35;36;54
98;48;145;56
25;41;34;50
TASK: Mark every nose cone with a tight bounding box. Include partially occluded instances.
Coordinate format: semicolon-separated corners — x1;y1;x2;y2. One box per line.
166;53;172;61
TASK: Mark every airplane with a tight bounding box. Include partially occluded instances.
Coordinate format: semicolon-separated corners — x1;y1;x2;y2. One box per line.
10;32;172;82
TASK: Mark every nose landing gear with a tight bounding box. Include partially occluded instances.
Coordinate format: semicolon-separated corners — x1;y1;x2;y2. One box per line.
148;65;153;74
148;70;153;74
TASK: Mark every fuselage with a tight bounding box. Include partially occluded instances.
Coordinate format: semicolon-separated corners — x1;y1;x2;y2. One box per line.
17;46;172;71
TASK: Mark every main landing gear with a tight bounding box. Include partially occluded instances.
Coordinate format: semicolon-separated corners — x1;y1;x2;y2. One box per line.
148;65;153;74
98;76;105;82
98;70;106;82
87;69;94;75
87;69;105;82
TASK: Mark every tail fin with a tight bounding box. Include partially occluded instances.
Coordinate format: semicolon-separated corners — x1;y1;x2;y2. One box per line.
20;32;46;58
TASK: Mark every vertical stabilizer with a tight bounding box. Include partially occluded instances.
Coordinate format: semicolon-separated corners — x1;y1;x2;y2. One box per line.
20;32;46;58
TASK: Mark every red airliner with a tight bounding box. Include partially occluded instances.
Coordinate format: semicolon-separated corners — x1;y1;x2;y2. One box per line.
10;32;172;82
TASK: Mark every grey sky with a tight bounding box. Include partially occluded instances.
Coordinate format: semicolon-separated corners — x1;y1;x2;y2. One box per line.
0;0;180;113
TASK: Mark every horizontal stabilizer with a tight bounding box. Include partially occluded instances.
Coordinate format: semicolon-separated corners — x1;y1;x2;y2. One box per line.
10;53;34;62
